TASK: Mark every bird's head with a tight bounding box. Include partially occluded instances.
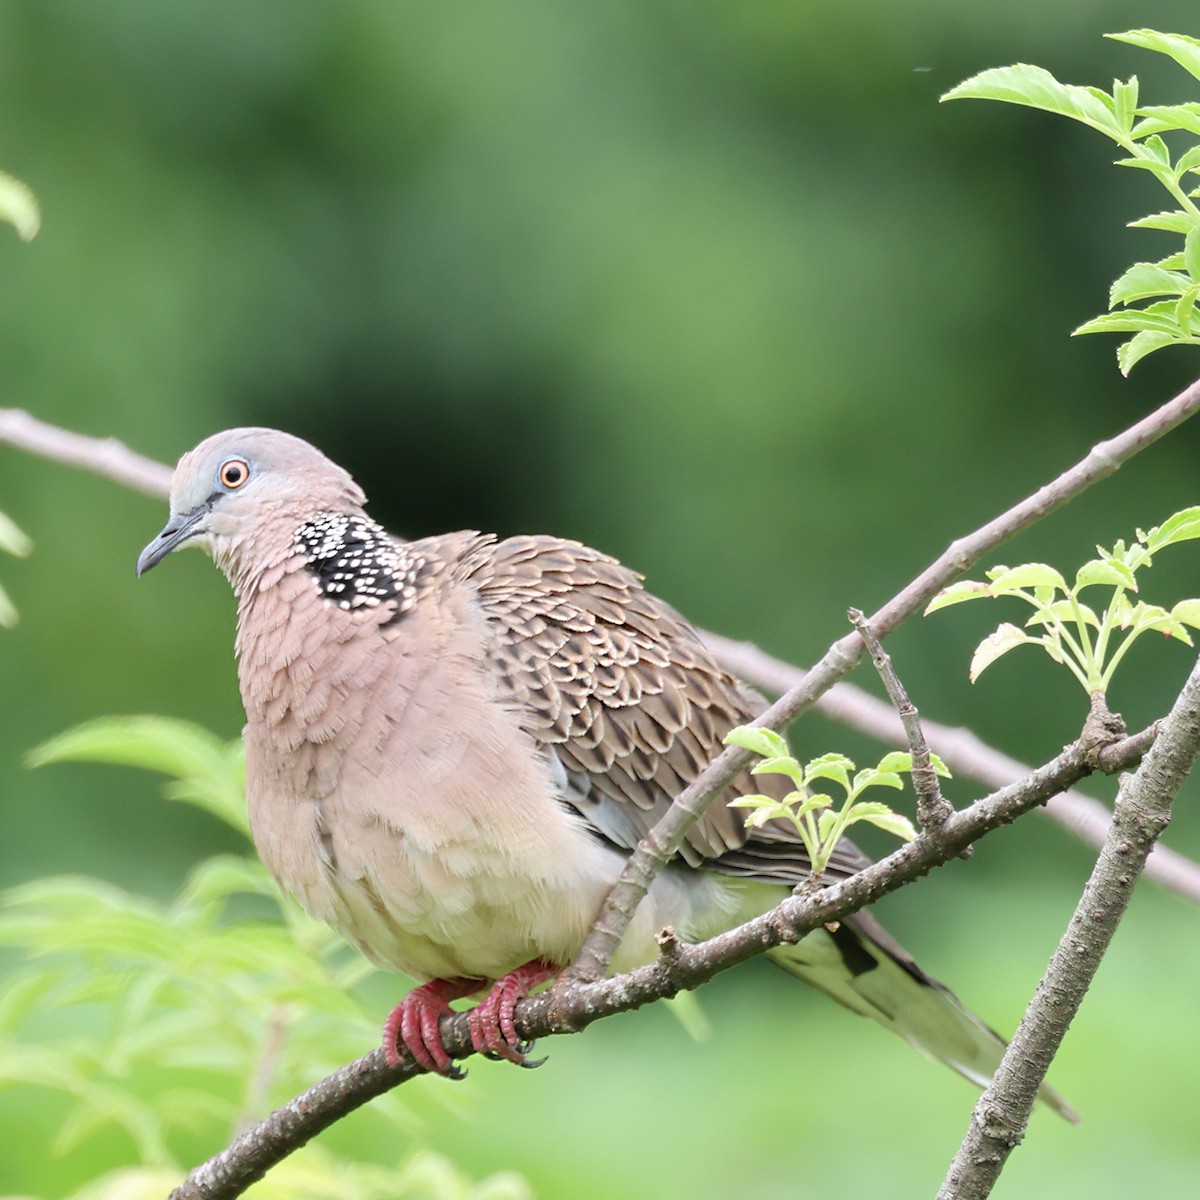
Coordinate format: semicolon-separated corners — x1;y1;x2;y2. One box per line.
137;427;367;583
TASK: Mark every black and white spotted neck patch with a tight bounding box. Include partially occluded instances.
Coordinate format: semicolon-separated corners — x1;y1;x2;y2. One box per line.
292;512;428;616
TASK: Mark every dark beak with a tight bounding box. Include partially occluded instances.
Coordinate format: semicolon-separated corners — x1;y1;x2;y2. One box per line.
136;503;211;577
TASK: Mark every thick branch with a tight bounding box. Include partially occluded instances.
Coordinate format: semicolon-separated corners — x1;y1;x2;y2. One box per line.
169;724;1154;1200
570;374;1200;980
938;662;1200;1200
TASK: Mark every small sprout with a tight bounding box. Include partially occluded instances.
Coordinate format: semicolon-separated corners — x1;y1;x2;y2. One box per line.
927;506;1200;696
724;728;947;876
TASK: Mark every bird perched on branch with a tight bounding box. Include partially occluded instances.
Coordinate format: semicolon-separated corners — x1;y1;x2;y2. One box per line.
138;427;1074;1117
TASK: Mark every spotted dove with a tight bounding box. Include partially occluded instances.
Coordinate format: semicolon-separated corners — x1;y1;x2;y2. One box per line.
137;427;1074;1117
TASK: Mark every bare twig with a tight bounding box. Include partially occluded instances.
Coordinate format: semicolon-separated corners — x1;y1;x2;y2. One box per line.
4;407;1199;901
701;631;1198;902
0;409;173;497
169;723;1154;1200
938;657;1200;1200
848;606;953;831
569;374;1200;982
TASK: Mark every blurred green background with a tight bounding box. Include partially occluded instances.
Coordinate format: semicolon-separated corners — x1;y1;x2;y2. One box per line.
4;1;1200;1196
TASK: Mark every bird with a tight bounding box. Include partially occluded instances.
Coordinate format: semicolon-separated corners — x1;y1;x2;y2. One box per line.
137;427;1075;1117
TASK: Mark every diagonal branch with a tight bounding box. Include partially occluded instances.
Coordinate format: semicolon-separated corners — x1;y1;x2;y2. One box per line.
938;657;1200;1199
568;374;1200;980
701;629;1200;902
3;406;1200;900
169;721;1157;1200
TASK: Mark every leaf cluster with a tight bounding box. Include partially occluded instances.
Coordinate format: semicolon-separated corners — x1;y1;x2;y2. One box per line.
944;30;1200;373
927;506;1200;694
1;717;529;1200
723;727;943;875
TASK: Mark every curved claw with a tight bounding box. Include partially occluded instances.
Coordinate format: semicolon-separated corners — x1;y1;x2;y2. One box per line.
466;959;558;1067
382;976;482;1077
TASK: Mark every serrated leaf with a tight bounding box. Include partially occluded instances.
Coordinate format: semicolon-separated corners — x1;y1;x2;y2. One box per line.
1113;76;1139;131
0;171;39;240
1117;329;1182;374
803;753;854;791
1170;599;1200;629
1110;262;1191;306
1110;30;1200;85
723;725;788;760
1025;599;1101;630
1128;209;1196;232
875;751;913;773
941;64;1125;138
1073;311;1180;336
986;562;1067;594
970;622;1033;682
924;579;989;614
854;769;903;792
1144;506;1200;551
1177;285;1200;332
1074;558;1138;591
852;808;919;842
815;809;839;841
749;755;805;788
1131;103;1200;139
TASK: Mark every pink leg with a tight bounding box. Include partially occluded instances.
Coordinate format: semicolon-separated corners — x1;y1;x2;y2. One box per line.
383;977;482;1076
467;959;558;1064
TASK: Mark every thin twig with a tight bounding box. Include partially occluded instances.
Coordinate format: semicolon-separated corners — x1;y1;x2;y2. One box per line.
0;409;173;497
568;374;1200;982
848;606;953;831
169;723;1154;1200
701;631;1200;903
4;408;1199;902
938;656;1200;1199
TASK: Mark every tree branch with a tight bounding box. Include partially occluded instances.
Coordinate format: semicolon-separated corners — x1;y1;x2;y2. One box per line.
938;661;1200;1199
568;374;1200;981
169;722;1155;1200
4;406;1200;901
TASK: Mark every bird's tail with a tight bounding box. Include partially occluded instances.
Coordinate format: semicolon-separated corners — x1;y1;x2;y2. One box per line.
767;911;1079;1123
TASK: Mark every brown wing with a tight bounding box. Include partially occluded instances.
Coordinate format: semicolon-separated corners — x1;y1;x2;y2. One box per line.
459;534;869;884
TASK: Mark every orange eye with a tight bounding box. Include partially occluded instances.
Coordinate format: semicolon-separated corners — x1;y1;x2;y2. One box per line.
219;457;250;489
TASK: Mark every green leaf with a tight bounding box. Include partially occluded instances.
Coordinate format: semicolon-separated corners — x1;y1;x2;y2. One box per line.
1128;209;1197;233
1131;104;1200;139
1176;285;1200;332
0;171;40;240
1177;146;1200;182
875;751;912;774
852;807;918;842
1113;76;1139;132
970;622;1033;682
1118;329;1182;374
749;755;805;788
1025;599;1100;630
803;753;854;792
1074;557;1138;591
27;716;249;835
723;725;788;760
853;768;903;792
1109;262;1191;306
1143;506;1200;552
986;562;1067;594
1073;311;1181;336
1109;30;1200;85
941;64;1125;139
924;579;989;614
1170;599;1200;629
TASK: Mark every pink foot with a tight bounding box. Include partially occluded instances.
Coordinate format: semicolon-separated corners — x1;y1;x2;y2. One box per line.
467;959;558;1065
383;977;482;1076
